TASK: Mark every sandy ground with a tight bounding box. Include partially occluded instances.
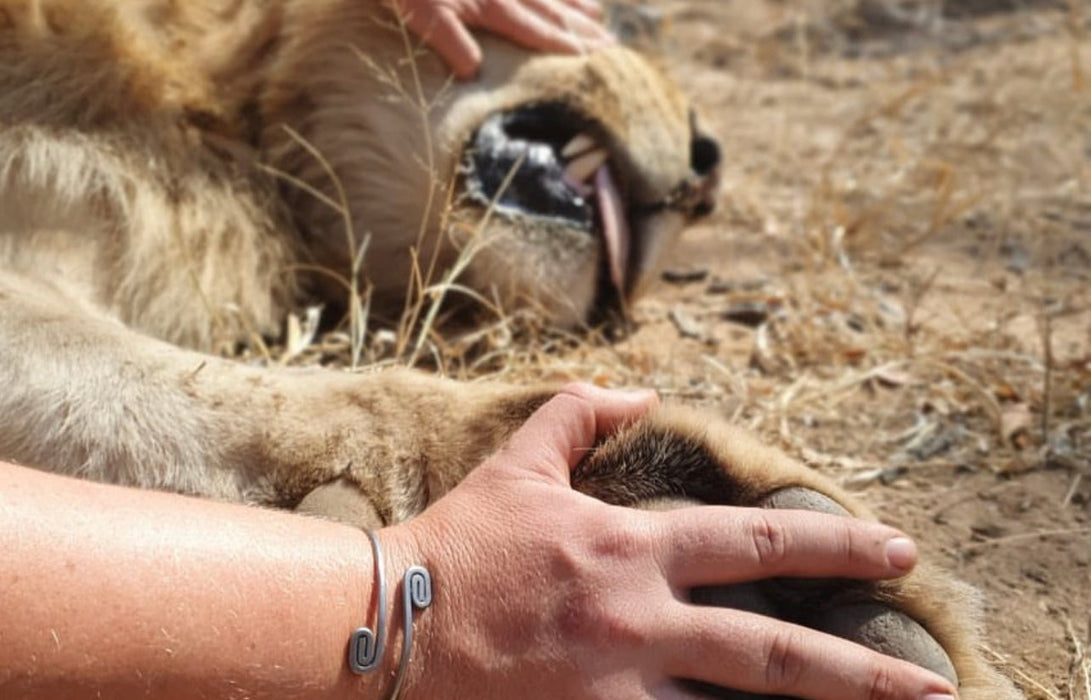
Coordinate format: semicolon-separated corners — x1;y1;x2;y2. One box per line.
598;1;1090;696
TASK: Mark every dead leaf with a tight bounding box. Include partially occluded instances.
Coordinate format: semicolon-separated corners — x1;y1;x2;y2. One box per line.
669;306;705;340
993;381;1021;401
1001;402;1034;446
874;367;914;387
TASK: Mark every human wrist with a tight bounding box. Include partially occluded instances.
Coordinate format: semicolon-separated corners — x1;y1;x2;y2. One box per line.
352;522;438;700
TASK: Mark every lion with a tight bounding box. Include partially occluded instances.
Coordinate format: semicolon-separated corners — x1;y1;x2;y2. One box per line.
0;0;1020;698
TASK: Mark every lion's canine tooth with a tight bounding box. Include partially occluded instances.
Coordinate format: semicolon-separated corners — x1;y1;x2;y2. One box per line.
564;148;609;185
561;133;598;159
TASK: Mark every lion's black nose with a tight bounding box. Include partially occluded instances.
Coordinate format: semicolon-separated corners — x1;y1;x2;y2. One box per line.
685;130;721;219
690;133;721;178
685;112;722;220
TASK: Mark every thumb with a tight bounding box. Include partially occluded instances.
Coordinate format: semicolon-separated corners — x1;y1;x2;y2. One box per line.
481;384;658;485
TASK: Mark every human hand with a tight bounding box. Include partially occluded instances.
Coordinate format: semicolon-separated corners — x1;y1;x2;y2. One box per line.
387;0;614;79
383;384;961;699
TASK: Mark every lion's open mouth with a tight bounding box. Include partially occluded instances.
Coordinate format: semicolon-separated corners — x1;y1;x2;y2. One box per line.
461;104;631;297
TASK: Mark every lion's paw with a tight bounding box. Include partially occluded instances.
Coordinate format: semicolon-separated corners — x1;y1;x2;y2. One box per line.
572;408;1022;700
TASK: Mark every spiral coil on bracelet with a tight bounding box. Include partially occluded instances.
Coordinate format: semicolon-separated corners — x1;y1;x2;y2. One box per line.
388;566;433;700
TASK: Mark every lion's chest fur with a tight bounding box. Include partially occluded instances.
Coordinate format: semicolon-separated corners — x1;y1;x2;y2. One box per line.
0;0;301;348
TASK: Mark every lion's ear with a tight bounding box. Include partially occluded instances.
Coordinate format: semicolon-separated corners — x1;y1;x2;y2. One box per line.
604;1;668;51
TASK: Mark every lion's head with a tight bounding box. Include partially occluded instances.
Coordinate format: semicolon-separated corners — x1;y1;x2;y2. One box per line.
262;0;720;328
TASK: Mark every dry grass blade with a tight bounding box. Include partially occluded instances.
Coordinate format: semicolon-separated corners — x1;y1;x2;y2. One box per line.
1069;0;1085;91
984;646;1064;700
1065;617;1091;700
259;125;372;368
961;528;1091;554
405;152;528;368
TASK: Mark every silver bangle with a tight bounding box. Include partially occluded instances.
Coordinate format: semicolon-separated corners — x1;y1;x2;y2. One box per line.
347;530;433;700
388;565;433;700
348;530;387;674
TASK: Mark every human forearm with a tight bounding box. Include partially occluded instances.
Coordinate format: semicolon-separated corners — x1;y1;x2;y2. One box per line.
0;461;402;700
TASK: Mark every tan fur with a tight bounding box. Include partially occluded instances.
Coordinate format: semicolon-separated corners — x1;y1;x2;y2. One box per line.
0;1;1018;697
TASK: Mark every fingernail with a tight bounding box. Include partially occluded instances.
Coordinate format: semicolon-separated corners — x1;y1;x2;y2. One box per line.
922;694;956;700
885;537;917;571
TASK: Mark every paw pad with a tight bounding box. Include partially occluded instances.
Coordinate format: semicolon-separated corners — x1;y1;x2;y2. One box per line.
760;487;957;686
807;603;957;684
757;487;850;517
645;487;960;696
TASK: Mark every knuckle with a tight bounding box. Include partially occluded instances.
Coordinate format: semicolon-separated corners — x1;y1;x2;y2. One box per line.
552;388;594;414
558;381;593;397
762;627;806;691
554;582;649;650
549;514;650;645
550;516;656;650
492;0;522;22
551;390;597;427
589;515;652;563
749;513;789;568
540;5;565;23
597;602;651;649
837;519;861;564
865;663;900;700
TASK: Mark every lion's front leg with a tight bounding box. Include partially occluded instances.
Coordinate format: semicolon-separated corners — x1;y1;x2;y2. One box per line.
0;275;553;522
283;370;557;527
573;407;1023;700
111;363;556;526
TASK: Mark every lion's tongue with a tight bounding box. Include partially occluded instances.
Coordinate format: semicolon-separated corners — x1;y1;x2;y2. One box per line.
594;165;629;294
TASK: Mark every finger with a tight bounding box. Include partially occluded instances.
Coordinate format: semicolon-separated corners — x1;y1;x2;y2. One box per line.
538;0;615;45
405;6;483;79
559;0;606;20
480;391;597;485
663;607;958;700
655;508;918;588
476;0;588;55
480;385;656;484
557;4;616;47
560;382;659;437
520;0;614;47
